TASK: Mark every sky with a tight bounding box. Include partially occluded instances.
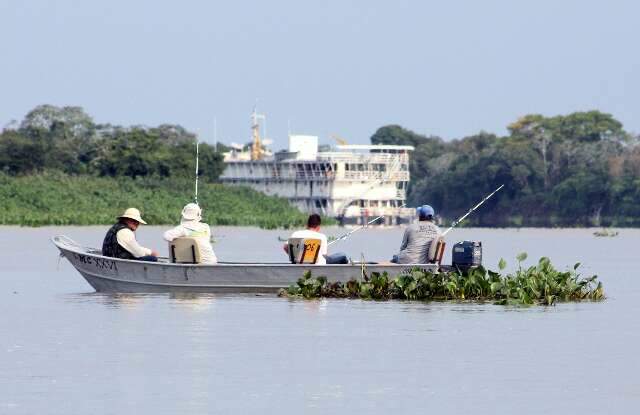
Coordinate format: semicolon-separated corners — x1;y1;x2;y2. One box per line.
1;0;638;148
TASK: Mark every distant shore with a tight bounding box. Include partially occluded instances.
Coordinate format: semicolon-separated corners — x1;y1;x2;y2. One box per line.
0;173;319;229
0;173;635;229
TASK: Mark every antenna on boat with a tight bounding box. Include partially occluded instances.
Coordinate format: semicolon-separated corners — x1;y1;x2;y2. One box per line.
194;137;200;204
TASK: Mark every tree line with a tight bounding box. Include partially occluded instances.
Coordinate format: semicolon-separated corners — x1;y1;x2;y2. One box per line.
371;111;640;226
3;105;639;227
0;105;224;180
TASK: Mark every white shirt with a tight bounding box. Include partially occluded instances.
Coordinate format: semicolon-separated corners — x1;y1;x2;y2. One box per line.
163;220;218;264
289;229;328;265
116;228;152;258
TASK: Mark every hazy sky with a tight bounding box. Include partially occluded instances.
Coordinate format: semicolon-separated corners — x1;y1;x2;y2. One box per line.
1;0;638;148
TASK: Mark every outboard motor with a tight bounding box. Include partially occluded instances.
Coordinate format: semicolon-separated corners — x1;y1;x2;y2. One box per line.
452;241;482;271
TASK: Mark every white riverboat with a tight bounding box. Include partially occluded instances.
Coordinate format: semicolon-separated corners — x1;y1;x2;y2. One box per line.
220;109;415;225
53;236;438;293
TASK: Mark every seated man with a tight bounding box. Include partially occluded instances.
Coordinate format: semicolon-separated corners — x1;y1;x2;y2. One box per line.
283;214;348;264
102;208;159;262
392;205;441;264
163;203;217;264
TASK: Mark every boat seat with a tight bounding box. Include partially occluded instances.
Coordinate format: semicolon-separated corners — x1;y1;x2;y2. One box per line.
169;237;202;264
427;235;446;265
288;238;321;264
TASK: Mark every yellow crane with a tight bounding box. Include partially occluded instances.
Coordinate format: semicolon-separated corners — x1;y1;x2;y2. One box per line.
251;107;266;160
330;134;348;146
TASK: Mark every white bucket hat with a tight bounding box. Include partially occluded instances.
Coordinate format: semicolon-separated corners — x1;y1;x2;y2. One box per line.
118;207;147;225
181;203;202;221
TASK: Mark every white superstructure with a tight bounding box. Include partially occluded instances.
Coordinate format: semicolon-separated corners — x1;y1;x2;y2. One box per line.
220;113;414;224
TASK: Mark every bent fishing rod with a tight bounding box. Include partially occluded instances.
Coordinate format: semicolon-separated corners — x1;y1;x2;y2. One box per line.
328;184;504;246
442;184;504;236
328;204;406;246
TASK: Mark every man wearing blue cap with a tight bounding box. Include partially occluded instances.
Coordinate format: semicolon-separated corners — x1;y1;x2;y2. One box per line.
392;205;441;264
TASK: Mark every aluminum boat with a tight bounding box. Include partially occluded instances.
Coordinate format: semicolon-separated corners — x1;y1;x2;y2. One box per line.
53;236;438;293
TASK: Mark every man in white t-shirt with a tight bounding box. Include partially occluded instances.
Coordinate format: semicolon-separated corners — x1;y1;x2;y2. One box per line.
163;203;218;264
283;214;347;264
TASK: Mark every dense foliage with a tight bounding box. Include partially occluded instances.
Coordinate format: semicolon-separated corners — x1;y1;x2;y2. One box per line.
280;254;604;305
0;105;224;180
0;173;310;228
371;111;640;226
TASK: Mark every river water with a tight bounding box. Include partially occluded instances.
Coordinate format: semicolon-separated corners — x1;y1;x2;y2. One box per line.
1;226;639;414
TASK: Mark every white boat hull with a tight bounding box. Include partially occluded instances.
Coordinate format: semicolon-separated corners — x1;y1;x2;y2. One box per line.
53;236;437;293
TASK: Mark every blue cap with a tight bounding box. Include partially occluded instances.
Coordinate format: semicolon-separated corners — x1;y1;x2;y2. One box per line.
421;205;435;216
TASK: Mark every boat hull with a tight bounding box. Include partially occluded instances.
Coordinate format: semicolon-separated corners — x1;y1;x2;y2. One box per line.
53;236;438;293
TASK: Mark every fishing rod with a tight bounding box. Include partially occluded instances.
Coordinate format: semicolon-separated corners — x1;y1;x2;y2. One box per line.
442;184;504;236
194;138;200;204
328;204;406;246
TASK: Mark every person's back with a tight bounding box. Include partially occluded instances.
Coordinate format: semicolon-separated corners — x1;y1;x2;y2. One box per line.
284;214;330;265
289;228;328;265
395;205;441;264
163;203;217;264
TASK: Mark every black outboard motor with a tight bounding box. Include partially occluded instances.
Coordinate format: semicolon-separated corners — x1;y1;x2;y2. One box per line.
452;241;482;271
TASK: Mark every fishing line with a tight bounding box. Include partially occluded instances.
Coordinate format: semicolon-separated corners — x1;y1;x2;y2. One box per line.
194;138;200;204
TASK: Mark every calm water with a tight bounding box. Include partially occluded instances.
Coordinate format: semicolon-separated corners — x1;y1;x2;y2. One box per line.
1;226;639;414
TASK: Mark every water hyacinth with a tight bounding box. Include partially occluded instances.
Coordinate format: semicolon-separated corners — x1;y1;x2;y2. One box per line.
0;172;334;229
279;255;605;306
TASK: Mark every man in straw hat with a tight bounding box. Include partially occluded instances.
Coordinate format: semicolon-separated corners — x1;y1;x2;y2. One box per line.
163;203;217;264
102;208;159;261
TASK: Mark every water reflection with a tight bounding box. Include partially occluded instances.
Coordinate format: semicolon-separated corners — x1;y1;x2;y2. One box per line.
169;292;216;312
63;292;149;309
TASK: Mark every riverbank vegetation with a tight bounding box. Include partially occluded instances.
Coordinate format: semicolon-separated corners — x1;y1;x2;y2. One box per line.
0;105;225;179
372;111;640;227
0;105;317;228
280;255;604;305
0;173;311;228
2;105;639;227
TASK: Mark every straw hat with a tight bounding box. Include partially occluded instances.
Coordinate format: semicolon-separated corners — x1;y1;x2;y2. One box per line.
181;203;202;221
118;208;147;225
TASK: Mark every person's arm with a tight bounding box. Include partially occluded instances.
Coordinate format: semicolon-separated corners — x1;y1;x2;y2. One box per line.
163;225;186;242
205;224;215;243
399;228;410;251
117;228;153;258
320;235;328;258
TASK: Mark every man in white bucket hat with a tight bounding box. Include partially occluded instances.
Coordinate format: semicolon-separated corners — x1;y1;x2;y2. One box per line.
102;208;159;261
163;203;217;264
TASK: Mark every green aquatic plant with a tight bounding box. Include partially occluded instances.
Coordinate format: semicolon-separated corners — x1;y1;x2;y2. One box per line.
0;172;336;228
279;255;605;306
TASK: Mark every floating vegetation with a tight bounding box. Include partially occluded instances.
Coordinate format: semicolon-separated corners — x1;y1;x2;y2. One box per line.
593;229;619;237
0;172;335;229
279;254;604;306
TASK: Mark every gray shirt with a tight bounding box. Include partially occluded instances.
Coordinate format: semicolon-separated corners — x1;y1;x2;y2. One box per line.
396;221;441;264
